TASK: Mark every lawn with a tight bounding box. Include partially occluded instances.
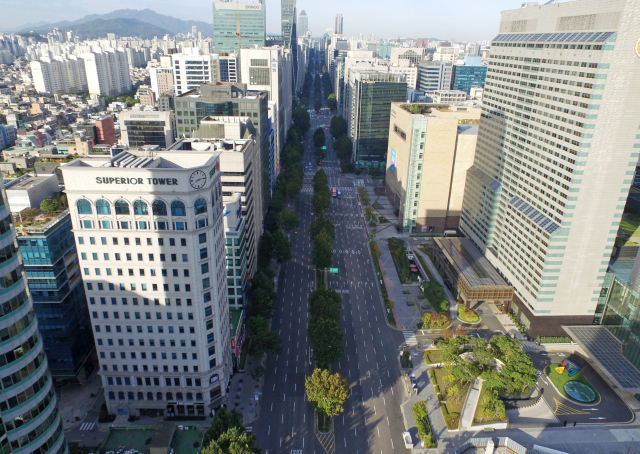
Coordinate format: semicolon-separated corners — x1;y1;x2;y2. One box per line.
101;428;156;453
546;364;599;403
174;427;204;454
424;350;443;364
618;213;640;245
458;305;480;323
432;367;468;429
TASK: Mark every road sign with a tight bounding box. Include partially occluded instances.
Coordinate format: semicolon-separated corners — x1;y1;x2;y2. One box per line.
328;268;339;273
321;146;327;149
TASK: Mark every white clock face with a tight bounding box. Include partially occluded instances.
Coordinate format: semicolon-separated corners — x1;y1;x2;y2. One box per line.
190;170;206;189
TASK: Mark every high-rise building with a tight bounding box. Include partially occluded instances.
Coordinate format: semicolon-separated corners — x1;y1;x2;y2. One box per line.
0;179;68;454
149;67;174;99
172;49;220;96
17;208;95;384
459;0;640;337
119;110;175;149
344;70;407;168
299;10;308;37
385;103;481;233
222;194;247;310
81;47;132;96
212;0;266;54
451;64;487;95
416;38;429;48
335;14;343;35
61;150;233;416
417;61;453;93
218;53;239;83
135;85;156;106
30;55;88;95
281;0;298;93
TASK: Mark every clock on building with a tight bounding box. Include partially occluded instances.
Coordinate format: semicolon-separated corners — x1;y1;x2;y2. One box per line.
190;170;206;189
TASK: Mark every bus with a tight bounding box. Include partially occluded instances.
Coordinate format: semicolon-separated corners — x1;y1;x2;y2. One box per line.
332;187;337;197
336;188;342;199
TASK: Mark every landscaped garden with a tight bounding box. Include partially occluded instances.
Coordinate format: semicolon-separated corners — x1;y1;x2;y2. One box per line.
424;350;443;364
546;364;599;404
422;281;448;313
412;401;436;448
474;388;507;425
457;305;480;323
418;312;450;330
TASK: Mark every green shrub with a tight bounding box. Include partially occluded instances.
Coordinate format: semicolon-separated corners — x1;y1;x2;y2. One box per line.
535;336;573;344
401;348;413;368
412;402;436;448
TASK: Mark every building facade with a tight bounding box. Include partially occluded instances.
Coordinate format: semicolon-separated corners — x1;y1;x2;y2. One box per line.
417;61;452;93
172;49;220;96
451;64;487;95
385;103;480;233
61;150;232;416
119;111;175;149
298;10;308;37
212;1;266;54
0;180;68;454
335;14;343;35
459;0;640;336
281;0;299;94
81;47;132;96
17;211;95;384
223;194;248;310
345;70;407;168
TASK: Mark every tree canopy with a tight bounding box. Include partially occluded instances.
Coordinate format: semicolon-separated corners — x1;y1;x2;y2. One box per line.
309;288;342;321
305;369;349;417
309;318;344;369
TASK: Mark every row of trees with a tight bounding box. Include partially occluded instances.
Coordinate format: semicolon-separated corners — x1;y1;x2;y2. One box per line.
314;73;323;112
330;115;354;173
311;169;333;270
202;407;260;454
313;127;326;162
246;106;311;360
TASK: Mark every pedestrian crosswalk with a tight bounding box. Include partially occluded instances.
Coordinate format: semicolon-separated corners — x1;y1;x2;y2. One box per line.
403;331;418;346
79;422;95;431
519;341;539;352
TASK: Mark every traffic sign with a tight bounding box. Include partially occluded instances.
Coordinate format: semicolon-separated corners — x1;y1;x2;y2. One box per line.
321;146;327;149
328;268;339;273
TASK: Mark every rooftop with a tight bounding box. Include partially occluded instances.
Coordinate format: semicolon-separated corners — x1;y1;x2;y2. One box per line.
5;174;56;191
63;149;220;170
435;237;509;288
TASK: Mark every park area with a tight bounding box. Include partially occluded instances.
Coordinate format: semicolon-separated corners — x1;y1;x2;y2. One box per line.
100;424;203;454
546;362;599;404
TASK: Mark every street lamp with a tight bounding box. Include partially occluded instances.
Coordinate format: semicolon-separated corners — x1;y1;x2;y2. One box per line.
82;434;85;449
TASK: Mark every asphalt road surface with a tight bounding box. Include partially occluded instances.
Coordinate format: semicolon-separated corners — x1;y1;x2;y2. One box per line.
253;76;408;454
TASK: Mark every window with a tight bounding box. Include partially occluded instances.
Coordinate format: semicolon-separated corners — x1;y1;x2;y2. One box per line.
181;238;187;247
77;199;92;214
194;198;207;215
96;199;111;214
200;248;208;259
199;233;206;244
101;220;112;229
152;200;167;215
201;263;209;274
182;254;188;262
83;220;93;228
133;200;148;215
115;200;130;215
171;200;186;216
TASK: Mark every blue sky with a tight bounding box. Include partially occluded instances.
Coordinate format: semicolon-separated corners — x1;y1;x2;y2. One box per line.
0;0;520;42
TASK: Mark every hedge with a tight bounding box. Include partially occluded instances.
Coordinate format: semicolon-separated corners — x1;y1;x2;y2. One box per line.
412;402;436;448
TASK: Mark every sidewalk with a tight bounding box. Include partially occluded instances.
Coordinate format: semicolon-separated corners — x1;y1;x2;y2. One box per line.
378;238;422;331
58;370;103;429
460;378;483;430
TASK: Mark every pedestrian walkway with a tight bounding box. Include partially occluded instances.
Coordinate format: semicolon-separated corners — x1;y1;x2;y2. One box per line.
460;378;483;430
403;331;418;346
495;313;527;341
57;370;103;429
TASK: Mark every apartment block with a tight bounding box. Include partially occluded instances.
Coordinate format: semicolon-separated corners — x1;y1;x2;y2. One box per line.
119;110;175;149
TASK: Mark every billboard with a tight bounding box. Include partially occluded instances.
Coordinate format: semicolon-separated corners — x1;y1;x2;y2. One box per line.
390;148;396;173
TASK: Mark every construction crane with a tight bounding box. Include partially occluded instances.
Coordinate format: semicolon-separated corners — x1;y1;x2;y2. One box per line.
236;0;242;51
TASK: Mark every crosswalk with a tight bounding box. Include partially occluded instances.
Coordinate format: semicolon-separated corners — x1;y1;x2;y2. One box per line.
519;341;539;352
403;331;418;346
79;422;95;431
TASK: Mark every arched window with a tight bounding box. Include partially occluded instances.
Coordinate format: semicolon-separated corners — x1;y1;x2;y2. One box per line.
77;199;92;214
166;392;173;401
127;392;134;400
186;392;194;401
194;198;207;215
96;199;111;215
171;201;186;217
118;391;125;400
156;392;163;401
196;393;203;401
152;200;167;216
108;391;115;400
133;200;148;215
115;200;130;215
147;392;154;401
137;392;144;400
176;392;184;400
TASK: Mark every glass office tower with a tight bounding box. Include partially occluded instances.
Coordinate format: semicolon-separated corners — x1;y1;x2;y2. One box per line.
212;0;266;54
451;65;487;95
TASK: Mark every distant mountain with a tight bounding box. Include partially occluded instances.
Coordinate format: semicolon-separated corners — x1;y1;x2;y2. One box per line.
48;18;173;40
15;9;212;38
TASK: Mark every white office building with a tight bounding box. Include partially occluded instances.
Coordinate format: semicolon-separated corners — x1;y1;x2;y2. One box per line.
172;49;220;96
61;150;232;416
459;0;640;336
417;61;453;93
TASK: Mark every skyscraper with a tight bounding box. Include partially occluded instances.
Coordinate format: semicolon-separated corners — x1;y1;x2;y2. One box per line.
459;0;640;336
299;10;308;37
281;0;298;94
335;14;343;35
0;179;68;454
212;0;266;54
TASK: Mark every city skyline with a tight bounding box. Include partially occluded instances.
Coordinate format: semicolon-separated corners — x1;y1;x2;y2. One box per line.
1;0;520;42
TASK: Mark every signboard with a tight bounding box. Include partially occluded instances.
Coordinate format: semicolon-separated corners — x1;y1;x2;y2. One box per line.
328;268;339;273
390;148;396;173
321;146;326;149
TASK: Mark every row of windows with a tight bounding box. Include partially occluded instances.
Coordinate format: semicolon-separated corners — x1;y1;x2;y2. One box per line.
0;310;36;344
95;324;200;335
0;351;46;390
101;362;198;373
3;386;53;431
77;199;208;217
108;391;204;402
80;220;203;231
98;337;197;347
0;372;49;412
100;350;199;361
92;311;195;321
0;287;28;319
9;408;59;451
79;235;206;246
89;296;193;306
108;375;203;387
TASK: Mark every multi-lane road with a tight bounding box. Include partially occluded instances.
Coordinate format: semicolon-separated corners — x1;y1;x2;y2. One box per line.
253;76;409;454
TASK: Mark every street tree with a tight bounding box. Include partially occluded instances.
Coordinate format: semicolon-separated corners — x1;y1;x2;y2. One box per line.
276;208;300;231
309;216;335;241
335;135;353;161
330;115;348;139
305;369;349;417
308;318;344;369
202;427;261;454
271;229;292;263
309;288;342;321
312;190;330;214
203;407;244;447
313;229;333;270
257;231;273;269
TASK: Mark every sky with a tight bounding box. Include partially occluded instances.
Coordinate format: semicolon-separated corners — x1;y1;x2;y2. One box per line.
0;0;521;42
